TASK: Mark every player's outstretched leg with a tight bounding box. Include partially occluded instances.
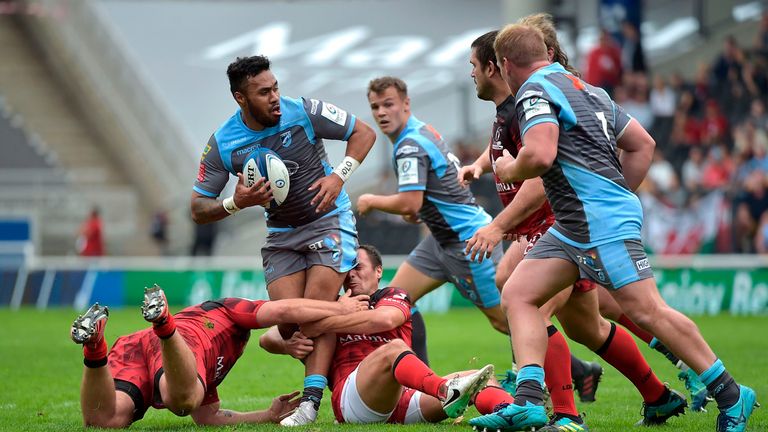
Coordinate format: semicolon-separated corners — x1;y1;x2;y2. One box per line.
612;278;758;432
142;284;174;334
72;304;134;428
143;286;204;416
600;286;710;411
388;344;493;418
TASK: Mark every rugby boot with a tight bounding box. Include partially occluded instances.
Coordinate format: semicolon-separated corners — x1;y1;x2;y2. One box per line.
536;414;589;432
443;364;495;418
71;303;109;345
573;362;603;403
469;401;549;431
678;368;712;412
636;387;687;425
142;284;170;324
716;385;759;432
279;400;318;427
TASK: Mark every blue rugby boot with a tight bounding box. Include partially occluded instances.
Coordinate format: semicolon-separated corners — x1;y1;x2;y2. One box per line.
535;414;589;431
499;368;518;395
469;401;548;431
678;369;712;412
636;387;688;425
716;385;759;432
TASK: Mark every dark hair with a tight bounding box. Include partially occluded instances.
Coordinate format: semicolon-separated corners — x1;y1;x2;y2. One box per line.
471;30;500;72
358;244;382;269
367;76;408;99
226;55;271;94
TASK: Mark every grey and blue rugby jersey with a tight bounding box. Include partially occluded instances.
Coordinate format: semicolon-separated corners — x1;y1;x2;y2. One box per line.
392;116;491;245
194;96;356;229
515;62;639;248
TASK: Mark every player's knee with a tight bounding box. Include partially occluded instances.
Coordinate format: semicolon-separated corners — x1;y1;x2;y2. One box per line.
166;399;199;418
623;303;665;331
500;286;521;312
385;338;410;356
164;391;203;418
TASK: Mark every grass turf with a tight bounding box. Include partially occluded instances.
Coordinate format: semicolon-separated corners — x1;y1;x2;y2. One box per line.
1;307;766;431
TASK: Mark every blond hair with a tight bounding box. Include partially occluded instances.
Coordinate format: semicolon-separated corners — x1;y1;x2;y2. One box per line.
494;23;548;68
518;13;580;76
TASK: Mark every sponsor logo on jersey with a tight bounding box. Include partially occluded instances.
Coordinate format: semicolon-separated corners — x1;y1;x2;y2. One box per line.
495;182;515;193
234;144;258;156
197;163;206;182
491;127;503;150
396;145;419;156
214;356;225;380
523;97;551;121
280;130;292;148
308;240;324;251
321;102;347;126
201;144;212;161
636;258;651;271
397;157;419;185
310;98;320;115
338;333;393;345
518;90;543;100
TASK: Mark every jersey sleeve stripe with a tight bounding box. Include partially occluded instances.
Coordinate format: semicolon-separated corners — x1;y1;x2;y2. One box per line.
193;185;219;198
521;117;559;137
343;115;357;141
615;118;632;141
398;185;427;192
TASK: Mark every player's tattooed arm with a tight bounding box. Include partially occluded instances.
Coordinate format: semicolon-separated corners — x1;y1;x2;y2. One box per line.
190;192;232;224
190;393;301;425
191;176;272;224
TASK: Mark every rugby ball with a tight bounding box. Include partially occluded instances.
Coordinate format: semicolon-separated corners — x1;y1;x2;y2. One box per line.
242;148;291;208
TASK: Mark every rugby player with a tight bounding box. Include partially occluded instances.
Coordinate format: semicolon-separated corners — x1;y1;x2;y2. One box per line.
470;24;757;432
69;285;370;428
358;77;505;363
190;55;376;425
261;245;514;424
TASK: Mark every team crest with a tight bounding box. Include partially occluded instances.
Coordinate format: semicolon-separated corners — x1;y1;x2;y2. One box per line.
280;131;292;148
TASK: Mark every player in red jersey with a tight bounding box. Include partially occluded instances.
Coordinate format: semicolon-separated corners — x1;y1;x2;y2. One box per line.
69;285;369;428
460;16;690;430
261;245;513;424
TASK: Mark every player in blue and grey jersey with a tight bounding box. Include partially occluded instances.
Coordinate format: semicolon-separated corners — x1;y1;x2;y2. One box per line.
469;24;757;432
190;56;376;427
358;77;506;355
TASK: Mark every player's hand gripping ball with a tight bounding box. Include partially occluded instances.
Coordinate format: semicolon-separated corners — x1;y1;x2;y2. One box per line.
242;148;291;208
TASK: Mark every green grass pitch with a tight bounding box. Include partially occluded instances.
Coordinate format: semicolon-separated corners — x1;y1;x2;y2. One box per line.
1;307;766;431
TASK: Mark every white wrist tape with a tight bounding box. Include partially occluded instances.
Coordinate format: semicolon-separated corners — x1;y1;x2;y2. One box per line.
222;196;241;215
332;156;361;182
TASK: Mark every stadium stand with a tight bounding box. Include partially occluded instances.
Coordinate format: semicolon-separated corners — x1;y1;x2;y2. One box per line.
0;14;146;255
